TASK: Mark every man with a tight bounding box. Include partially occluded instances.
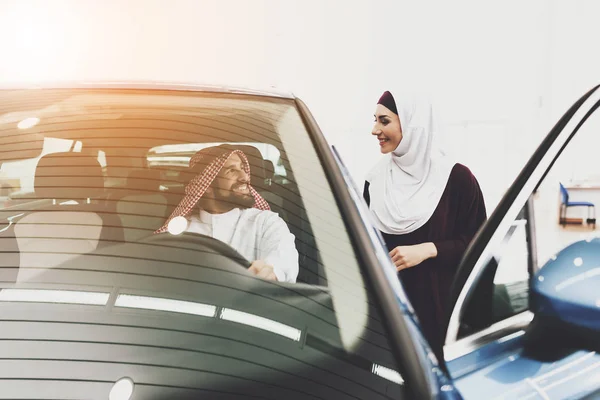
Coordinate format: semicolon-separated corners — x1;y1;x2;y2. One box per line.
157;145;299;283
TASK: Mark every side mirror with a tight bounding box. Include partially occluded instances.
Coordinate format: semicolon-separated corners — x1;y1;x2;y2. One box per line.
531;239;600;334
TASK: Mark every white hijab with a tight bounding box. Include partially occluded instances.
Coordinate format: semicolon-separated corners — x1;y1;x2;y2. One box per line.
366;90;456;235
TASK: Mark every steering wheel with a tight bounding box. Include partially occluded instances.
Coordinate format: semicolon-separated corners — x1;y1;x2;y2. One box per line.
141;232;251;268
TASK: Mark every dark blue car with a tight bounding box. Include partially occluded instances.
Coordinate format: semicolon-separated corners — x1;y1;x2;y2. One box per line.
0;82;598;399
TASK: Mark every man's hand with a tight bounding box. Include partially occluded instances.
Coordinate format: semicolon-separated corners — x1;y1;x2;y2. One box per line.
389;243;437;271
248;260;278;281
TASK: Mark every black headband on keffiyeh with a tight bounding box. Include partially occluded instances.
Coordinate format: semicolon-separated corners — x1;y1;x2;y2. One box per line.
155;147;270;234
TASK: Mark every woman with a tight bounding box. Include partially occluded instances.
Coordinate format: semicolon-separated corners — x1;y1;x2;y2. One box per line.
363;89;487;361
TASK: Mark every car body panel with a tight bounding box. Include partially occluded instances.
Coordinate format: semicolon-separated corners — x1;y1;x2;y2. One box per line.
452;339;600;400
0;80;294;99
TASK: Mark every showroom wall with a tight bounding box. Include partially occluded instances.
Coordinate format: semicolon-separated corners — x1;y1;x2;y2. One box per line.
0;0;599;211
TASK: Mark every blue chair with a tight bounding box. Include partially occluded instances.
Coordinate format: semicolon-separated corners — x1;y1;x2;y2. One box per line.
559;183;596;228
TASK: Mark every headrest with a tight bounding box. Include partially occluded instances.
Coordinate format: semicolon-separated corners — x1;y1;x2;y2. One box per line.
35;152;105;199
263;160;275;180
126;169;161;191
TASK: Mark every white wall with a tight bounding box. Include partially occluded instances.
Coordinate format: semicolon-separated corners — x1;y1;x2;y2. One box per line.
547;1;600;121
0;0;598;211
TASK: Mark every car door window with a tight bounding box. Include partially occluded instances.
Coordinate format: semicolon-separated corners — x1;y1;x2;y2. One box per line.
452;110;600;340
442;87;600;398
532;105;600;270
446;86;600;344
457;206;532;339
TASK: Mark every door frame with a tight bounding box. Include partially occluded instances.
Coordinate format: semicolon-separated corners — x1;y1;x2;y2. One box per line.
444;85;600;362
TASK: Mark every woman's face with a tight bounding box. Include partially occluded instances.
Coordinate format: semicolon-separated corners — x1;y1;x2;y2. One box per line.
372;104;402;154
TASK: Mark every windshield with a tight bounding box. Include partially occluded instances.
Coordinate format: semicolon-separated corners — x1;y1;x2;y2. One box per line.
0;88;405;398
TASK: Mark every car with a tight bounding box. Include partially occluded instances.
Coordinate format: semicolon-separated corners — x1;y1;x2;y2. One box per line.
0;82;418;400
0;82;598;400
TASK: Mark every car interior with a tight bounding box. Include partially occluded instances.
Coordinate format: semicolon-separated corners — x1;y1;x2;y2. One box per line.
1;134;325;286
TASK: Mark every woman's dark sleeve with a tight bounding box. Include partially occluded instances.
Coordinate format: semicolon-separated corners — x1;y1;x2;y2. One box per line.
363;181;371;207
433;166;487;268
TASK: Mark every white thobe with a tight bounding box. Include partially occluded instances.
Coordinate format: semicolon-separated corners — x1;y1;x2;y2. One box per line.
186;208;299;283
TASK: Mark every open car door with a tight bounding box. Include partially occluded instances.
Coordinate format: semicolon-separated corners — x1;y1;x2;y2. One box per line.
442;84;600;399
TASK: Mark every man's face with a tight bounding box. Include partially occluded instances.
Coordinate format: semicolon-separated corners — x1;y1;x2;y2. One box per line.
209;153;255;209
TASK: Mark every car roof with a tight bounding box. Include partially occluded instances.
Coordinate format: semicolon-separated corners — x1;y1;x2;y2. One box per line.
0;80;295;100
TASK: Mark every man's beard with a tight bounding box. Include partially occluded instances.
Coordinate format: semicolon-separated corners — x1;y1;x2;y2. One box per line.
214;186;255;209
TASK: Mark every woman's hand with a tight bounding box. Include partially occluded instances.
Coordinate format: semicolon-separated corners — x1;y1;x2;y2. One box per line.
389;243;438;271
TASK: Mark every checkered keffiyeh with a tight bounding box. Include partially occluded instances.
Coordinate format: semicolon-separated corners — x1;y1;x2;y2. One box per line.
155;149;270;234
